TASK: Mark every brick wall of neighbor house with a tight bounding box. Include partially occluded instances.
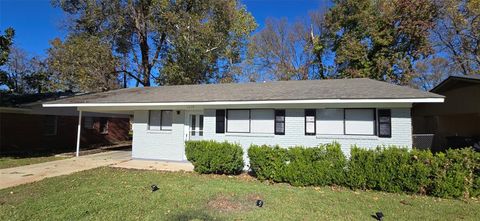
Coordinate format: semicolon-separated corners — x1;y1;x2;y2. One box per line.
0;113;130;154
131;108;412;162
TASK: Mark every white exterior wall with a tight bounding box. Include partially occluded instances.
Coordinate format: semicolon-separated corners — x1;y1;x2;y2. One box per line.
131;107;412;162
203;108;412;164
132;110;187;161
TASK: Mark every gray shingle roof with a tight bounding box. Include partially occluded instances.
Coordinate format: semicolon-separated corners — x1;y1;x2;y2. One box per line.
45;78;443;104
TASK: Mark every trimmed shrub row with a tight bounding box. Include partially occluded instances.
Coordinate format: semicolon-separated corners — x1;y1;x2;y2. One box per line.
185;140;244;175
248;144;480;199
248;142;346;186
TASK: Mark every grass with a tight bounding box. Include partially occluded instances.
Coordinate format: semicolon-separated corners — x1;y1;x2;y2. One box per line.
1;167;479;221
0;156;69;169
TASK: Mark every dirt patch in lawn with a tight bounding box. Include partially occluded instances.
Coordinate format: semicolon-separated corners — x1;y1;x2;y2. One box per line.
207;193;264;213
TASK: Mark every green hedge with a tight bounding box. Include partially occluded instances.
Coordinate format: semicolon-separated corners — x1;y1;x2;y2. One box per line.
346;147;434;194
248;143;347;186
185;140;244;175
248;143;480;199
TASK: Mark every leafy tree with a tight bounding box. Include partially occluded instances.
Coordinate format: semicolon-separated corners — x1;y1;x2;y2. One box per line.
0;27;15;91
324;0;438;85
47;36;120;92
432;0;480;75
0;27;14;66
53;0;256;86
23;57;53;94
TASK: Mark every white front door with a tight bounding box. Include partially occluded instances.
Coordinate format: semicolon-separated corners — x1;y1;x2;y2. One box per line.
185;111;204;141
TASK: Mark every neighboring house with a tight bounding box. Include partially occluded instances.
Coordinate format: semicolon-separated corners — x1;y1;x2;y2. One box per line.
412;75;480;151
0;92;131;154
43;78;443;162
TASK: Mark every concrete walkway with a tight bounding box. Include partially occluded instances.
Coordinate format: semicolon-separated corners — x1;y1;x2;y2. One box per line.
111;159;194;172
0;150;131;189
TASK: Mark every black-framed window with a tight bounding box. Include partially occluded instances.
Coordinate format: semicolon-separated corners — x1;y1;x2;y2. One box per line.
148;110;173;131
305;109;316;135
274;110;285;135
215;110;225;133
377;109;391;138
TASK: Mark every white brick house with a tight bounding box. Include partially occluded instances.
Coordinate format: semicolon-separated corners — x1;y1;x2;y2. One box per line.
44;78;444;161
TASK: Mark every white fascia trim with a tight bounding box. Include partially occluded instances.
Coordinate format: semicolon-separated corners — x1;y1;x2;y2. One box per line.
43;98;444;107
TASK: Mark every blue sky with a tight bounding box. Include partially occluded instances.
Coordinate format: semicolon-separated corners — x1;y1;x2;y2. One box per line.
0;0;331;57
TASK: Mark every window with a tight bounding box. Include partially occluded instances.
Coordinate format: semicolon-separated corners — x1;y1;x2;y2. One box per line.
199;115;204;136
345;109;375;135
215;110;225;133
274;110;285;135
191;115;196;136
148;110;172;131
84;117;94;129
226;109;250;133
99;118;108;134
377;109;391;138
43;115;57;136
317;109;344;134
251;109;274;134
161;110;173;131
305;109;316;135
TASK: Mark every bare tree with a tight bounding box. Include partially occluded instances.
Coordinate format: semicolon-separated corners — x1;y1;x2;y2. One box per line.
5;46;29;93
247;18;318;81
432;0;480;75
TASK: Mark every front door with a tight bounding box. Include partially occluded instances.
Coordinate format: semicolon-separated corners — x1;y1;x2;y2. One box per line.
185;112;204;141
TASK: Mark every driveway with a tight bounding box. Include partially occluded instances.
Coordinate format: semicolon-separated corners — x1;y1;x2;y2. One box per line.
0;150;130;189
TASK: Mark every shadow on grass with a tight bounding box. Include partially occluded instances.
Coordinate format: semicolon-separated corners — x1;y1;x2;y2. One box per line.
165;209;221;221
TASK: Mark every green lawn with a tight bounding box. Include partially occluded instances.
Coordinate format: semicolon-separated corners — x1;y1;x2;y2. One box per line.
1;167;479;221
0;156;69;169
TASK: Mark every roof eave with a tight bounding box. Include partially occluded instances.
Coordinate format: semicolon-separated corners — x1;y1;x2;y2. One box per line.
43;97;445;108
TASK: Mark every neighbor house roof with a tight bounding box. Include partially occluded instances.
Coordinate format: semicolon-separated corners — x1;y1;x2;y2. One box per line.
43;78;443;107
1;91;77;107
431;75;480;93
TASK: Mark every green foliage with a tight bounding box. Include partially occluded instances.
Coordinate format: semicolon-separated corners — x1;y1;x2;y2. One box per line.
0;27;14;66
185;140;244;175
323;0;437;84
249;143;480;199
47;36;120;92
54;0;257;87
430;148;478;198
248;145;288;182
347;147;435;194
248;143;346;186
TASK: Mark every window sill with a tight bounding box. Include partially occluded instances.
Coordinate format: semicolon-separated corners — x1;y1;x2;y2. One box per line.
225;133;275;138
147;130;172;134
316;135;378;140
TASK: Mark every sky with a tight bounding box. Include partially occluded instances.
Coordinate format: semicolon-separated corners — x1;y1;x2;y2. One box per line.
0;0;332;57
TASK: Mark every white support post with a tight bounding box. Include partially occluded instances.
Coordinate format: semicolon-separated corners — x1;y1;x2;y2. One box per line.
76;110;82;157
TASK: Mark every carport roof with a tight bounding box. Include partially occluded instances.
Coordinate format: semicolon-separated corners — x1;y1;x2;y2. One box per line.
43;78;443;106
